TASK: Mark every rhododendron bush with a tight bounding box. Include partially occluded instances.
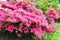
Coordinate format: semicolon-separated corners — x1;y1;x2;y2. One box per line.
0;0;59;40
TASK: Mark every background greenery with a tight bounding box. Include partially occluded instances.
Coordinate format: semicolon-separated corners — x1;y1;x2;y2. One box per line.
32;0;59;11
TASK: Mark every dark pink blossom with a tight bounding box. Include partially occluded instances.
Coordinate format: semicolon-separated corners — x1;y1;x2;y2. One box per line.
6;25;15;32
0;24;2;28
31;27;44;38
16;33;22;38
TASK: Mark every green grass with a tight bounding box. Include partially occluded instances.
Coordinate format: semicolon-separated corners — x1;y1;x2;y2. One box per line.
32;0;59;11
51;28;60;40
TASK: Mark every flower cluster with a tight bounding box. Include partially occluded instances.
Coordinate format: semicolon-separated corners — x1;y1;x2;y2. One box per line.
46;8;59;26
0;1;59;39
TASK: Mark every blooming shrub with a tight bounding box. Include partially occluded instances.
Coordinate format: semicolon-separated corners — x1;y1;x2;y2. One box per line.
46;8;59;26
0;0;59;40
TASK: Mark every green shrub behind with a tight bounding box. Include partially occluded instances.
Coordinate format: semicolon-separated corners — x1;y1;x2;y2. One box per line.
32;0;59;11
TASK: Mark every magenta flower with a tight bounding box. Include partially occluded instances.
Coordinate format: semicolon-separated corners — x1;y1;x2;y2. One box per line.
0;1;17;9
6;25;15;32
16;33;22;38
46;8;59;19
0;24;2;28
31;27;44;38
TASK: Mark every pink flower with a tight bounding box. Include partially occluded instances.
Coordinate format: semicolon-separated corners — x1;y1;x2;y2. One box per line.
45;28;54;33
31;27;44;38
6;25;15;32
46;8;59;19
0;10;7;17
48;18;55;25
23;27;29;33
16;33;22;38
18;25;23;32
0;10;7;22
32;36;36;40
0;24;2;28
0;1;17;9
